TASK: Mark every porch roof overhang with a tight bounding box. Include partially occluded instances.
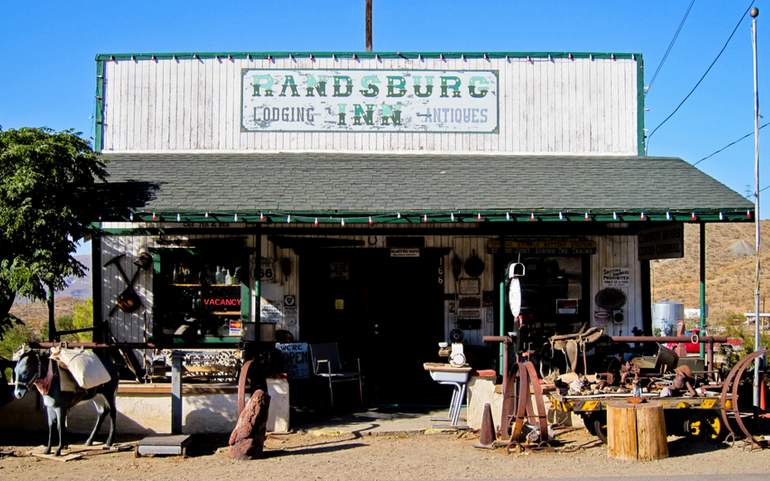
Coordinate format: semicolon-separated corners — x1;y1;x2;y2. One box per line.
100;153;753;224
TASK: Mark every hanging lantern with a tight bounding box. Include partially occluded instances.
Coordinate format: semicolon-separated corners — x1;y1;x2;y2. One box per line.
287;214;291;223
529;212;535;222
152;212;157;221
450;212;455;222
341;218;345;226
691;212;697;221
612;212;618;221
233;213;238;222
314;217;319;226
176;213;181;222
666;211;671;221
719;212;725;221
559;211;564;220
477;213;483;222
584;212;590;221
506;212;511;221
368;216;374;225
640;212;646;221
423;214;428;223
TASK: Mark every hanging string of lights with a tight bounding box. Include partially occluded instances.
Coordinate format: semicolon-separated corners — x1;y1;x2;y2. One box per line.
118;208;752;225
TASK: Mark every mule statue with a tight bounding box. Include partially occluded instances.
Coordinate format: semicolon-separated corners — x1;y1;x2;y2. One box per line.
13;349;119;456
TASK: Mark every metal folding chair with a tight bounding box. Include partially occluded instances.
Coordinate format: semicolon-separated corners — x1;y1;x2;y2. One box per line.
309;342;363;408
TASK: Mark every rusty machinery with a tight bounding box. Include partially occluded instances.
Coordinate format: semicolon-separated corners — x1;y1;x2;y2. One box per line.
483;335;550;450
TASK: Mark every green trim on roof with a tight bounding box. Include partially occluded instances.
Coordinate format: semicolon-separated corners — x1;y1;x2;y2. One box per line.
637;56;645;156
94;59;105;152
95;51;640;62
112;208;753;225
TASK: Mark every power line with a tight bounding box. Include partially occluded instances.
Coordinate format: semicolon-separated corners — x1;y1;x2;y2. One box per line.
646;0;755;147
693;121;770;166
647;0;697;94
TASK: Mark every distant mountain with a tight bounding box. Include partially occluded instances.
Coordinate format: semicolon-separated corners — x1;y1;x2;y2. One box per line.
10;255;91;329
60;255;92;299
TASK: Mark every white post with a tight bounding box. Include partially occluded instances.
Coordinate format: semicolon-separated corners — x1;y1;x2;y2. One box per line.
751;7;763;409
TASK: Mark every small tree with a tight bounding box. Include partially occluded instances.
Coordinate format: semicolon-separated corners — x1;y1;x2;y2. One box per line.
0;128;106;338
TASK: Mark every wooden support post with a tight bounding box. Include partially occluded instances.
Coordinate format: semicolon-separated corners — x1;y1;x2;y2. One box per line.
171;351;183;434
607;401;668;461
365;0;372;51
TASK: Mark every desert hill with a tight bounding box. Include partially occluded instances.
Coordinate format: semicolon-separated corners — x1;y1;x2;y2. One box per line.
652;220;770;324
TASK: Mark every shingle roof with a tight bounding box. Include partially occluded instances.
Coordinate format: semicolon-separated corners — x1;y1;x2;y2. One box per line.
102;153;751;214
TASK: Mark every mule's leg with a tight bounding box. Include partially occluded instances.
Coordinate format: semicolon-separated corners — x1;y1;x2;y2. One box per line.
54;407;64;456
86;399;108;446
105;394;117;447
44;407;55;455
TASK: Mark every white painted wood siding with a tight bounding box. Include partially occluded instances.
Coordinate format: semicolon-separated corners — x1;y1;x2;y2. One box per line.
101;57;639;155
589;235;644;336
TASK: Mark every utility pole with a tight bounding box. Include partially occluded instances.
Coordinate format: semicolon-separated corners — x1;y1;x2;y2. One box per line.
366;0;373;52
751;7;763;410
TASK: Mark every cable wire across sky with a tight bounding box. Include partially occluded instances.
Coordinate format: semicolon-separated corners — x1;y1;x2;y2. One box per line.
646;0;696;96
646;0;756;148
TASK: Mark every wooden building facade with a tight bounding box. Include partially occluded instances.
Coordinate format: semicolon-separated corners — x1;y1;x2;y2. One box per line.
92;51;751;399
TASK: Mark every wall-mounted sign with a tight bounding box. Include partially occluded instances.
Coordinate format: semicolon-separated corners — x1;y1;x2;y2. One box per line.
260;257;275;281
602;267;631;290
487;238;597;255
241;69;499;133
275;342;310;379
638;224;684;260
390;248;421;258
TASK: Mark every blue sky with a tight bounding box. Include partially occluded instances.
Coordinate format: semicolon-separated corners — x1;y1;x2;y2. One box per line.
1;0;767;256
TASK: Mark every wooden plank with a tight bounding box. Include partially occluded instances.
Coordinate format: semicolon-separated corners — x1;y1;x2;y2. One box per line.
31;452;83;462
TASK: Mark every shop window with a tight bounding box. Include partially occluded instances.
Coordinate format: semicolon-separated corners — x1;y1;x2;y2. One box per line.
152;244;248;344
518;256;587;339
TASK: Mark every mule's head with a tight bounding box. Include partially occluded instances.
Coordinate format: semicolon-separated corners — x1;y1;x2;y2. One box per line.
13;351;40;399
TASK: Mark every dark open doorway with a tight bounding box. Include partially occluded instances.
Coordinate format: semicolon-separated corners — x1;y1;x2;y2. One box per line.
299;247;445;406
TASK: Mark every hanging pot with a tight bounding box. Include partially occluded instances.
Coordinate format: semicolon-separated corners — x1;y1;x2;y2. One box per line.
464;249;485;277
595;288;627;310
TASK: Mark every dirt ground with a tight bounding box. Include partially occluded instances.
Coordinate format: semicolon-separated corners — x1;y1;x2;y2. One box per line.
1;429;769;481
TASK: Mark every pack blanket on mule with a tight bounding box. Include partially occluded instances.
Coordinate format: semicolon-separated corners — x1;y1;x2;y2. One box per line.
50;347;111;390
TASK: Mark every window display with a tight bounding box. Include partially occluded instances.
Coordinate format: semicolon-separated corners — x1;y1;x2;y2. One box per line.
153;246;247;343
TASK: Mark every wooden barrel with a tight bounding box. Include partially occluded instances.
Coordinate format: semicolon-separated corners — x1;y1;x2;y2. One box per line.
607;401;668;461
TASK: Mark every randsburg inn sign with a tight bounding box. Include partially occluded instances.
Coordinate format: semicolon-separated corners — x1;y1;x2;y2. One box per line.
241;69;499;132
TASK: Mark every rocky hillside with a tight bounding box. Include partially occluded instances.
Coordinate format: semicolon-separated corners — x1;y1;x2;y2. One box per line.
652;221;770;324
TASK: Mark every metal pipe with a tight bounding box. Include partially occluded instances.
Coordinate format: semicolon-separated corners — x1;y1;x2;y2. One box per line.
699;222;707;359
610;335;728;343
751;6;763;410
498;280;505;376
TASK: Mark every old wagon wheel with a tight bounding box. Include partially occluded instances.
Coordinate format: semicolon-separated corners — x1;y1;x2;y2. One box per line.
720;349;767;448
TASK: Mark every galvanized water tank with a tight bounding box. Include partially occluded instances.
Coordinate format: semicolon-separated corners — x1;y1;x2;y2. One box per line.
652;301;684;336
